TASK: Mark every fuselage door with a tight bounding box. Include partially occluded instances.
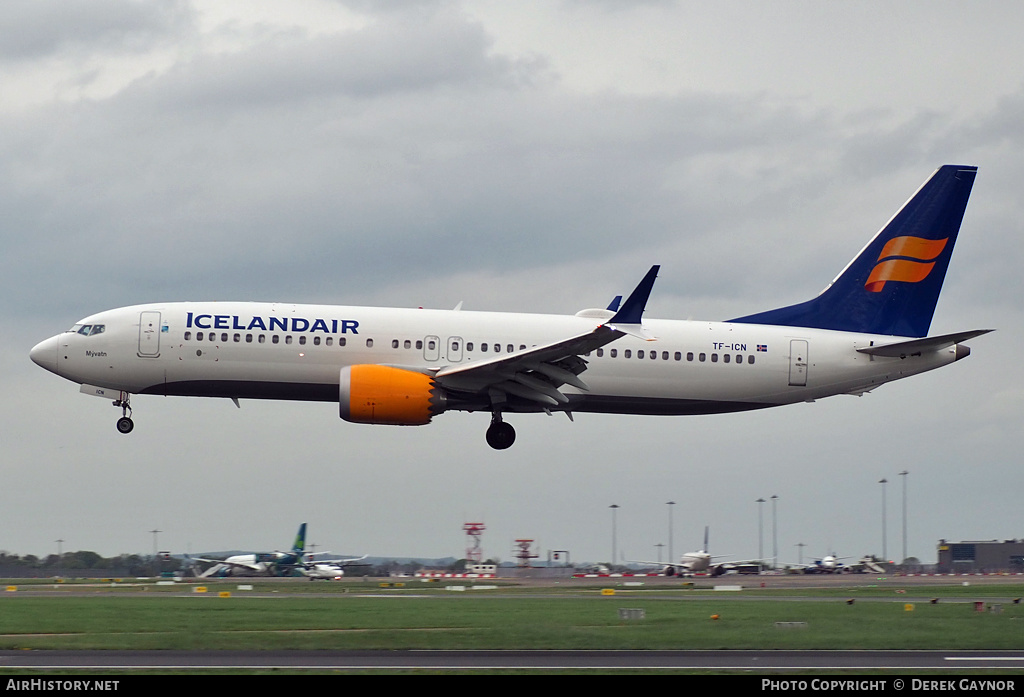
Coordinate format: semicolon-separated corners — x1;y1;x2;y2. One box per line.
138;311;161;357
446;336;464;363
423;335;440;362
789;339;808;387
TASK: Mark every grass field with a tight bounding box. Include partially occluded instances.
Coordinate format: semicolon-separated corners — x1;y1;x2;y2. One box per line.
2;578;1022;651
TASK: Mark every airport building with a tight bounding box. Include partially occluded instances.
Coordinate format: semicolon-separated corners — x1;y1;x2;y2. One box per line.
937;539;1024;574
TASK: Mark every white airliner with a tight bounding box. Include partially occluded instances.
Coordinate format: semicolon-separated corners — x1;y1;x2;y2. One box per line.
192;522;312;578
191;522;366;578
634;527;761;577
31;166;989;449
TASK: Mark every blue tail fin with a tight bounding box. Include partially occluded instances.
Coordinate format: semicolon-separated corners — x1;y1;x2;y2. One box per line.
730;165;977;337
292;523;307;555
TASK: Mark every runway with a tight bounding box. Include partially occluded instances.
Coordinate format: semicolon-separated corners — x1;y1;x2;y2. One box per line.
2;649;1024;671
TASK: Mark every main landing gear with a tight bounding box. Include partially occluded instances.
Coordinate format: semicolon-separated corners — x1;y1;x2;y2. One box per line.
485;413;515;450
113;392;134;434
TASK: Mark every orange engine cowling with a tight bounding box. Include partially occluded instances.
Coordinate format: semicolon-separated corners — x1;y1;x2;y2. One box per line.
339;365;447;425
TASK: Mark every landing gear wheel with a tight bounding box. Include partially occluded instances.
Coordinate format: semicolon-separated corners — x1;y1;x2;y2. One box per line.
113;391;134;434
485;420;516;450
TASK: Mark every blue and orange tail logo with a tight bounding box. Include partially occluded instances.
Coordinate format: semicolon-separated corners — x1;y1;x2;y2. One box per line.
864;236;948;293
728;165;977;337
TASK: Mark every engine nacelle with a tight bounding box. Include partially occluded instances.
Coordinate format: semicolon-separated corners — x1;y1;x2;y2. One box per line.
339;365;447;425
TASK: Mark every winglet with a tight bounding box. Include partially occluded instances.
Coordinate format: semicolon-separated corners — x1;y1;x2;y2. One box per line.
608;266;659;326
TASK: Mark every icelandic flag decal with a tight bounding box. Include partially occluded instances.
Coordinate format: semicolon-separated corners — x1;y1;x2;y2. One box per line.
757;344;768;352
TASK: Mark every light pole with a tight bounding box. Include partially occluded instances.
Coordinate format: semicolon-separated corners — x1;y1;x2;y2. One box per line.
150;529;162;576
899;470;909;564
756;498;766;564
666;501;676;562
771;495;779;569
55;539;64;578
609;504;619;568
878;478;888;562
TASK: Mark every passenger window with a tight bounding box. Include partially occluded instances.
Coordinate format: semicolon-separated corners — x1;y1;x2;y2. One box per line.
313;337;321;346
339;337;347;347
285;336;293;345
711;353;718;362
184;331;191;341
246;334;253;343
638;350;644;359
624;349;632;358
414;340;421;349
748;355;755;364
326;337;333;346
197;332;204;342
481;343;488;352
367;338;374;348
221;333;228;342
404;340;412;349
466;342;474;351
392;339;399;349
272;335;280;344
724;354;731;363
698;353;706;362
507;345;513;353
258;335;266;344
299;336;306;345
233;333;240;342
610;349;617;358
596;348;604;357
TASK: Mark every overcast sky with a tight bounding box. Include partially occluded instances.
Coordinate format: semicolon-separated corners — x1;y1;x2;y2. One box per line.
3;1;1022;566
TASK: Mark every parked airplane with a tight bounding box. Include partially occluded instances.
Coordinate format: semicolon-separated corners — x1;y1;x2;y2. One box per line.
795;554;851;574
192;522;365;578
193;523;310;578
634;527;761;577
299;558;368;581
30;166;989;449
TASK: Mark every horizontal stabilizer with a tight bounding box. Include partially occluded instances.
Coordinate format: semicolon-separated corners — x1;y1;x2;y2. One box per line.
856;329;992;358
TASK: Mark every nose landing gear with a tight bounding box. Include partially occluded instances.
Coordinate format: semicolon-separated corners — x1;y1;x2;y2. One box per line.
113;392;134;434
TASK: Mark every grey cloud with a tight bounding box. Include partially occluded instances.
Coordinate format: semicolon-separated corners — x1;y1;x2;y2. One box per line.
0;0;193;61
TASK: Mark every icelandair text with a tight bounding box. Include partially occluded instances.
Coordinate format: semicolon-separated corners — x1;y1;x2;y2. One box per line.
185;313;358;334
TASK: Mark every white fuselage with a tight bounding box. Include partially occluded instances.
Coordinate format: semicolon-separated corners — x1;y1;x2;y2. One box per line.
31;301;957;415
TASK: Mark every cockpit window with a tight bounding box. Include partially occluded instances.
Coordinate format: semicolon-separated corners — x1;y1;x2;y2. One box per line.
71;324;105;336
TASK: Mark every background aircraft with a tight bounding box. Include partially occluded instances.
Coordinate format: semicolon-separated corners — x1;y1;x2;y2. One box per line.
634;527;762;577
191;523;365;578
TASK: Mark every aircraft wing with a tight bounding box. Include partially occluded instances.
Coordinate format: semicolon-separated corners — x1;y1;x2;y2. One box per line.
301;555;368;567
190;557;264;572
433;266;659;408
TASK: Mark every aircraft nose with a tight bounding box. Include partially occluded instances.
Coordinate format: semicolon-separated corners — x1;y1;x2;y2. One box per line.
30;335;60;375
